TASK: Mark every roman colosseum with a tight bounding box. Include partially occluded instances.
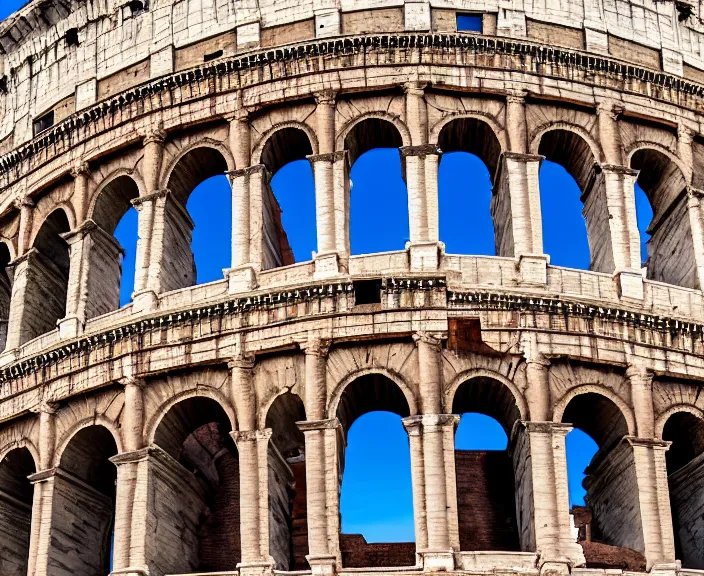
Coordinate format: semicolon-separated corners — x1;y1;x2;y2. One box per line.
3;0;704;575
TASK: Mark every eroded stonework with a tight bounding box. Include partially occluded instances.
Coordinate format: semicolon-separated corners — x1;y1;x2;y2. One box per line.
2;1;704;576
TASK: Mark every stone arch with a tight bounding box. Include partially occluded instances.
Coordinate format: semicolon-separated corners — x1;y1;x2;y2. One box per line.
253;122;319;173
50;423;119;576
530;122;604;166
53;415;124;468
30;205;74;248
444;368;527;423
660;408;704;568
164;140;233;206
146;387;237;447
552;384;636;440
436;115;505;180
0;436;39;466
336;112;412;162
87;170;143;234
628;144;695;288
327;367;419;423
0;445;37;576
430;112;507;153
264;390;309;570
655;404;704;439
150;393;241;573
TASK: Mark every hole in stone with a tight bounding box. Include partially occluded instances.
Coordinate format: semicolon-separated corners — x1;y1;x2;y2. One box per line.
204;50;223;62
354;279;382;305
65;28;79;47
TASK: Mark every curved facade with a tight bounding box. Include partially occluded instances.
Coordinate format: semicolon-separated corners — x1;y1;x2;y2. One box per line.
3;1;704;576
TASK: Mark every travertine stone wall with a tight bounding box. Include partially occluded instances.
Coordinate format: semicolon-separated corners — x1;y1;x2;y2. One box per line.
0;489;32;576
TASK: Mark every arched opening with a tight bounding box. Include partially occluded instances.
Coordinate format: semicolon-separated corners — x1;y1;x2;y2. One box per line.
152;396;239;574
0;447;36;576
630;148;695;288
345;118;407;255
337;373;415;567
538;130;603;271
164;147;230;291
438;118;499;255
265;391;309;570
0;242;13;349
452;377;521;551
561;393;646;570
19;208;71;344
260;127;315;266
49;425;117;576
633;183;652;267
662;411;704;568
91;175;139;311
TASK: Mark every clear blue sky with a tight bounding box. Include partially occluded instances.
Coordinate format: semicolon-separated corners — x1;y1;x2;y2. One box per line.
1;0;652;545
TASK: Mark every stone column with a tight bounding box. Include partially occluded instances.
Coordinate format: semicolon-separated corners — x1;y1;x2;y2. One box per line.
595;101;643;298
132;128;166;311
402;415;455;571
298;418;341;575
231;429;276;575
16;197;34;257
524;351;550;422
686;188;704;290
110;377;146;575
302;338;330;421
71;162;91;225
57;220;124;338
494;91;546;283
230;356;256;432
425;150;441;244
511;421;585;569
226;105;259;293
332;150;350;259
26;401;57;576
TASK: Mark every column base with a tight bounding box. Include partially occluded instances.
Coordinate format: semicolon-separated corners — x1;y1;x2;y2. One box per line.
131;289;159;313
420;549;454;571
517;253;549;286
306;554;337;576
314;251;341;280
615;268;644;301
539;560;571;576
57;314;84;339
109;568;149;576
237;560;276;576
650;562;678;576
226;265;258;294
407;241;442;272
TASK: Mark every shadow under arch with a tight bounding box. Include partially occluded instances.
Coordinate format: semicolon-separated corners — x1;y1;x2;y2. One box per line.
630;146;696;288
14;207;72;345
661;409;704;568
451;376;522;552
437;117;501;255
336;372;416;568
0;446;36;576
560;390;646;569
0;241;12;350
151;395;240;574
46;424;118;576
537;128;614;272
342;116;408;255
257;125;316;267
265;391;309;570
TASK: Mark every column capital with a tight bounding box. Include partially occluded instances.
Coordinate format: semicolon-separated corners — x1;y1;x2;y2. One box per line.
226;106;252;123
524;351;550;368
678;123;696;144
70;161;90;179
307;150;347;164
400;144;440;158
228;355;256;370
413;331;443;350
314;89;337;106
30;400;59;415
596;99;624;120
226;163;269;179
402;414;459;434
130;189;170;208
296;417;340;432
625;362;654;384
142;126;166;146
404;81;427;97
118;375;147;389
687;185;704;206
13;196;34;211
230;428;272;444
625;436;670;450
506;88;528;104
299;337;331;357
